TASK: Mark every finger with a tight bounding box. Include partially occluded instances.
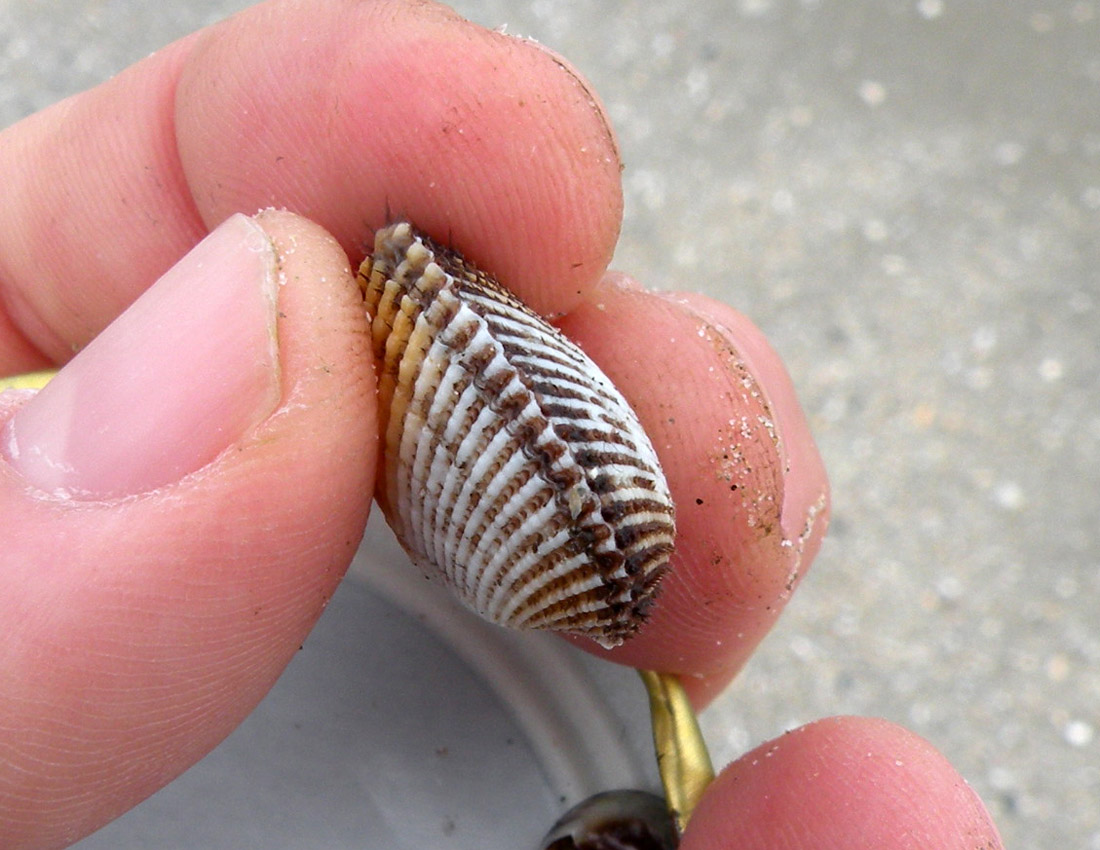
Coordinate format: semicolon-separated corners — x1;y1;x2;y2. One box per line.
0;211;375;849
556;274;830;706
681;716;1004;850
177;0;622;314
0;0;622;372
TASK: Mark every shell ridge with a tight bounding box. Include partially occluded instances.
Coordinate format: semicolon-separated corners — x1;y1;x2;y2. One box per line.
403;338;458;559
460;447;548;606
485;325;621;406
476;492;563;620
427;365;502;583
476;473;607;619
499;552;602;626
441;332;522;576
472;307;593;375
429;318;503;572
449;421;529;588
440;393;511;595
389;303;442;529
430;386;493;587
491;540;596;626
469;472;555;596
477;502;576;618
503;341;604;384
407;296;481;566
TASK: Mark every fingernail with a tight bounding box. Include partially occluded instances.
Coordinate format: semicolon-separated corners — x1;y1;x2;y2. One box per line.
2;214;281;499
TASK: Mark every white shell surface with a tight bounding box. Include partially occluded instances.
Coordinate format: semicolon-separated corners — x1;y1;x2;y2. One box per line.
360;223;675;648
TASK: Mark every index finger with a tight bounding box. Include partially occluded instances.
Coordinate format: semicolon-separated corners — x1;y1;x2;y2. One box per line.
0;0;622;370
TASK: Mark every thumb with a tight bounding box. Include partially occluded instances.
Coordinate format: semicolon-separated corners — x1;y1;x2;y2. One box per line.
0;210;376;849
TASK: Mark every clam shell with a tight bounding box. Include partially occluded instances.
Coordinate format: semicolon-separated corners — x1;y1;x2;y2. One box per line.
359;222;675;648
540;790;678;850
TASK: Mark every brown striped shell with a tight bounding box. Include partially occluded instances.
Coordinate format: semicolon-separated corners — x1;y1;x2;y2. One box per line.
358;222;675;648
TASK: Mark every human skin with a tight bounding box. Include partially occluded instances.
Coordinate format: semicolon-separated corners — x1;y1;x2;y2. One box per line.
0;1;1002;848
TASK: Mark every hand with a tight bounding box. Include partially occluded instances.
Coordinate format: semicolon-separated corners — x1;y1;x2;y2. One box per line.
0;1;1002;848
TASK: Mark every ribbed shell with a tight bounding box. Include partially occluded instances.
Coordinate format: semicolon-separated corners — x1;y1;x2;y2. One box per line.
359;222;675;648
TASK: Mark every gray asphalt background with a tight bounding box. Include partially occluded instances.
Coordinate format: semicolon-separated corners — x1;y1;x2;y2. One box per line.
3;1;1098;847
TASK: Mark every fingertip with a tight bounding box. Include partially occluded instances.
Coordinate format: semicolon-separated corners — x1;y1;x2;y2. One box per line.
556;276;828;703
177;0;622;316
682;717;1004;850
664;291;830;547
